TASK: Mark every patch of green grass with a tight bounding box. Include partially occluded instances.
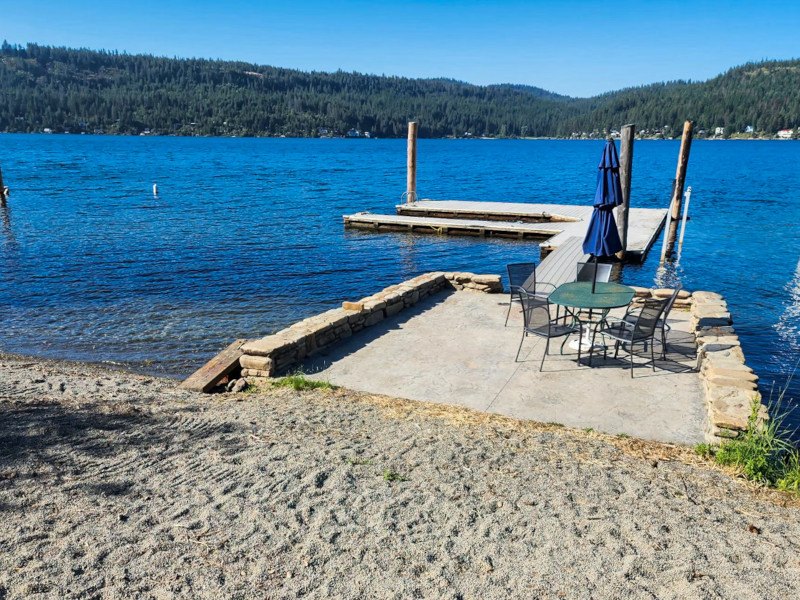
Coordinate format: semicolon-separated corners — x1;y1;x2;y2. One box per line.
697;388;800;494
582;427;594;433
383;469;409;483
617;433;630;439
546;422;564;428
272;370;335;391
694;443;715;458
346;457;374;466
242;383;260;394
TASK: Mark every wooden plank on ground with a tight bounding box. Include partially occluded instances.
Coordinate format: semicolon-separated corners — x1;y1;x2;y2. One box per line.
180;339;247;393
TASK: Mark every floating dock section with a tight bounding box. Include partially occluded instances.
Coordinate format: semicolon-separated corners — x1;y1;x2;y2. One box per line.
344;200;667;261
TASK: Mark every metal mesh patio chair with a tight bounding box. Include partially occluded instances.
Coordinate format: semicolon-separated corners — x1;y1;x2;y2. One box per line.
576;261;613;284
594;298;668;377
623;286;682;359
505;263;536;326
515;289;580;370
572;261;614;324
505;262;560;326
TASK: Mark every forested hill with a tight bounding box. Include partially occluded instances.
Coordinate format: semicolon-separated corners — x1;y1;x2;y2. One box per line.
1;42;798;138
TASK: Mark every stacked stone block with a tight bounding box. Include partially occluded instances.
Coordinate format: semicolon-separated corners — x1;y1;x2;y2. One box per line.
689;290;767;444
237;271;502;379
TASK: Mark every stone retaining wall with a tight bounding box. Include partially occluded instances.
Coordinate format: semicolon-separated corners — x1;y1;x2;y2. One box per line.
631;287;766;444
234;278;766;445
237;271;502;379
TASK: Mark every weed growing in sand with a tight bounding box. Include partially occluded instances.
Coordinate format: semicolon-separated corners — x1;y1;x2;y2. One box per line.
242;384;260;394
617;433;630;439
346;457;374;466
694;443;715;458
546;422;564;428
697;392;800;494
383;469;409;482
583;428;594;433
272;371;335;391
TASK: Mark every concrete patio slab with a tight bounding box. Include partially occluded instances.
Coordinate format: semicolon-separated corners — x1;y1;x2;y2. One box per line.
302;291;706;445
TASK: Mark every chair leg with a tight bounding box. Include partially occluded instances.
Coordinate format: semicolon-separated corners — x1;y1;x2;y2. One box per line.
614;341;620;359
588;326;598;367
661;326;667;360
515;331;526;362
540;337;550;372
651;338;656;371
629;343;635;378
576;324;582;366
559;335;569;354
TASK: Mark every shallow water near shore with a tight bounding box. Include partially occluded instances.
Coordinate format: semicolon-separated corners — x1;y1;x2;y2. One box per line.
0;135;798;428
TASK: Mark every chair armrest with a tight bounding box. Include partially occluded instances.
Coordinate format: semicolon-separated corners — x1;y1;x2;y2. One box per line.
602;315;634;328
531;281;557;295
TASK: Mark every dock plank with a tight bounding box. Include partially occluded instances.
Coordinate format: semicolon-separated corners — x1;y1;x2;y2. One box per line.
343;213;563;238
534;237;589;288
180;339;247;392
397;199;590;223
344;200;667;260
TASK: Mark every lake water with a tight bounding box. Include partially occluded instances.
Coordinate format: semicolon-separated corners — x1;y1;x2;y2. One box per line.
1;135;798;428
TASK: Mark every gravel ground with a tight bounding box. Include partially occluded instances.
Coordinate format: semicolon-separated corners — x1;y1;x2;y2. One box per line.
1;352;799;599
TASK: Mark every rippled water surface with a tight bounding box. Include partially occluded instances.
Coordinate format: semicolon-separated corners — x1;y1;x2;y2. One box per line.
1;136;798;424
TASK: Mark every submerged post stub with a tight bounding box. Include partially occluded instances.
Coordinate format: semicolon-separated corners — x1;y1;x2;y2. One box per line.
0;160;6;205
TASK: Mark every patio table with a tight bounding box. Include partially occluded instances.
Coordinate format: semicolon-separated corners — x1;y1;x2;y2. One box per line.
549;281;636;354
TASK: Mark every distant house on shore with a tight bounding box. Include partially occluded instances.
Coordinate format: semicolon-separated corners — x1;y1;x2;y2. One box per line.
777;129;794;139
744;125;754;133
714;127;725;136
347;129;361;137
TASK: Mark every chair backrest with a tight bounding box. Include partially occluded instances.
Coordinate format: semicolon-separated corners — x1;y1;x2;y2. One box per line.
631;298;668;341
517;289;551;332
576;261;612;284
661;286;683;321
507;262;536;292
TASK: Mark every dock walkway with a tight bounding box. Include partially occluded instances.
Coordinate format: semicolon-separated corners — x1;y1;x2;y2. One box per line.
343;199;667;261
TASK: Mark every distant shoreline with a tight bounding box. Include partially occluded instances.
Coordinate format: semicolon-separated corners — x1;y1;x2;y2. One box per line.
0;131;794;141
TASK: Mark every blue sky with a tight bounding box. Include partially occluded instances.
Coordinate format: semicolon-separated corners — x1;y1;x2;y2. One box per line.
1;0;798;97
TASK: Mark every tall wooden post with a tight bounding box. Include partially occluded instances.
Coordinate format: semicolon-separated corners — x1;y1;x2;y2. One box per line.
670;121;694;221
615;124;635;260
406;121;418;203
665;120;694;255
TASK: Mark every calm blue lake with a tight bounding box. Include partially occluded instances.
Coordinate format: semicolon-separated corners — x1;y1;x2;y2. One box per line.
1;135;798;426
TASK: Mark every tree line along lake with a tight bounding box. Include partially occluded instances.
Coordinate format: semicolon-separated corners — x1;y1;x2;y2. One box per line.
0;135;798;428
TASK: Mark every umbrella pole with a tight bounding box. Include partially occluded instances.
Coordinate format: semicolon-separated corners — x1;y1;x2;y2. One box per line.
592;255;598;294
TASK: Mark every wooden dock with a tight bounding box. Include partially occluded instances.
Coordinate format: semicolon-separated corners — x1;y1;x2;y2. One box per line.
343;200;667;260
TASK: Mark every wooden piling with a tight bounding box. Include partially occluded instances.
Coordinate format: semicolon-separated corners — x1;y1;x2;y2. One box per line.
0;160;6;206
406;121;418;203
677;186;692;255
615;124;635;260
670;121;694;222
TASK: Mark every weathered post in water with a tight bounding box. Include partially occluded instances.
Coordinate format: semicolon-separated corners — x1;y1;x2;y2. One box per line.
666;120;694;254
406;121;418;203
615;124;635;260
0;161;7;207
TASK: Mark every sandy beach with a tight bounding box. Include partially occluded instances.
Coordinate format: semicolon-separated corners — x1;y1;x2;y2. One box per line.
1;351;799;599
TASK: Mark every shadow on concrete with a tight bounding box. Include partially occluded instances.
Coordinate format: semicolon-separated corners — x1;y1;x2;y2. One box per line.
300;290;456;374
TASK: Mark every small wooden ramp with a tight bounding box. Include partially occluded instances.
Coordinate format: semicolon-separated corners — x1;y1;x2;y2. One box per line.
524;236;589;289
180;339;247;392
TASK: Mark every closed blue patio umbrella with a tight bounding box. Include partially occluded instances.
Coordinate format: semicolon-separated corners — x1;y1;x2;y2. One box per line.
583;139;624;292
